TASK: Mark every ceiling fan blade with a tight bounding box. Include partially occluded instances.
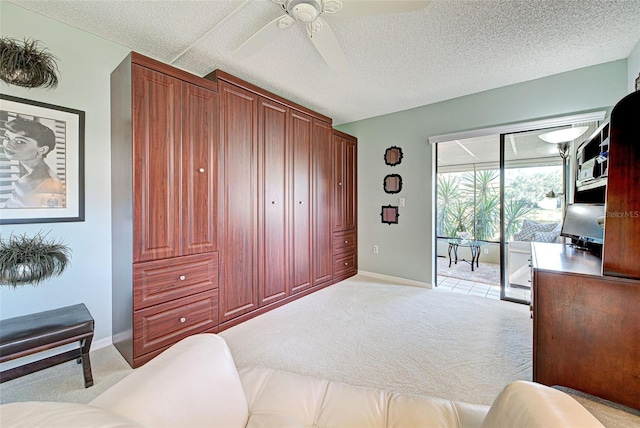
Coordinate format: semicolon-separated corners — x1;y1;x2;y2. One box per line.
307;18;347;71
233;14;295;59
336;0;431;17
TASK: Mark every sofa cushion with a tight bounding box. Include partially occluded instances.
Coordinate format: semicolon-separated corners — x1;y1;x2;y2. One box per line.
480;381;604;428
514;220;558;241
0;402;142;428
90;334;248;428
531;230;560;243
239;366;489;428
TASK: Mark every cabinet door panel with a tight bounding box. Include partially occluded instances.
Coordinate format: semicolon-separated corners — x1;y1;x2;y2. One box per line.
344;138;357;231
133;65;181;262
219;82;259;322
259;98;289;305
332;136;345;231
291;111;313;293
182;83;218;255
312;119;333;285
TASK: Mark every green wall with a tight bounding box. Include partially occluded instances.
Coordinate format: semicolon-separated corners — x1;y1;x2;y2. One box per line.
336;60;628;284
628;39;640;93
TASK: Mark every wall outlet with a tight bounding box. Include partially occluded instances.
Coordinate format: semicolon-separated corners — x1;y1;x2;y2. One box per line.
483;248;489;255
373;245;379;254
399;198;405;207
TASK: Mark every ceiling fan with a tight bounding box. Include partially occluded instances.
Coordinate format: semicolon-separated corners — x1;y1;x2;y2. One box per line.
233;0;430;70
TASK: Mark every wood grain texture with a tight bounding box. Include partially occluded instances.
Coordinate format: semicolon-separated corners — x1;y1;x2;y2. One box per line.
132;65;181;262
112;53;222;368
532;243;640;410
258;97;289;305
181;83;218;255
218;82;259;322
603;90;640;279
133;252;218;310
133;290;219;359
312;119;334;286
291;110;313;294
332;135;345;231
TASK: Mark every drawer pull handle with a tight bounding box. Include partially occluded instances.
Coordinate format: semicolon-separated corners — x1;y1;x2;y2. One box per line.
299;201;304;204
338;182;342;186
344;262;348;266
199;168;205;173
180;317;186;323
272;201;277;204
179;275;186;281
344;240;348;244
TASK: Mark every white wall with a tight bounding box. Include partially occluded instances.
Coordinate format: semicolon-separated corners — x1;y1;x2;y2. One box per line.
628;39;640;93
0;1;129;348
337;61;628;284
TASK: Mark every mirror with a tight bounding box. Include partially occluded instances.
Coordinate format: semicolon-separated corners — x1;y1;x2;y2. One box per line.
383;174;402;194
381;205;399;225
384;146;403;166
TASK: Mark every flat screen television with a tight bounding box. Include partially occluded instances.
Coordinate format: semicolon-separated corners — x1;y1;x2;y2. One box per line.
561;203;605;245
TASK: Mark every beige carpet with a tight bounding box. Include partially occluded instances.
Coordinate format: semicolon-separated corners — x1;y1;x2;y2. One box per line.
220;274;531;406
3;275;639;427
0;344;132;404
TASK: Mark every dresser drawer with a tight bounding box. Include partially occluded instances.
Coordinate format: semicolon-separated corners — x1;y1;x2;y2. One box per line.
333;251;356;277
134;252;218;310
333;230;357;254
133;289;219;358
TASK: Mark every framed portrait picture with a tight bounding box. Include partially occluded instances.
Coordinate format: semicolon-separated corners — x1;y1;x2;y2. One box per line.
0;94;85;224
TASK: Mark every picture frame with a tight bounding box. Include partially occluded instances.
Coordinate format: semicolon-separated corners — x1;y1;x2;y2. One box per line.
384;146;403;166
383;174;402;194
0;94;85;224
381;205;399;225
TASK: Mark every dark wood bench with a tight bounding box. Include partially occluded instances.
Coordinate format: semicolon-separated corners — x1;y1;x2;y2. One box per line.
0;303;94;388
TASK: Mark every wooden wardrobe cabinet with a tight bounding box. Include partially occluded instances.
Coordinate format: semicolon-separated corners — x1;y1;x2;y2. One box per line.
603;90;640;279
332;130;358;281
209;71;336;329
111;53;219;367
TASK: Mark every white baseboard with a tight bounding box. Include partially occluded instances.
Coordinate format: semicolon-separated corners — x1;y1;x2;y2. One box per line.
356;270;432;289
91;336;113;352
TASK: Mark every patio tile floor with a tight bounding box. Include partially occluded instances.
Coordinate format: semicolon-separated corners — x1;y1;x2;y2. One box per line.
436;275;501;300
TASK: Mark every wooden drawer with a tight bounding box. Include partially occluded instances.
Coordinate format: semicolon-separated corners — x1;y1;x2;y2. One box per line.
134;252;218;310
333;230;356;255
134;289;218;358
333;250;356;277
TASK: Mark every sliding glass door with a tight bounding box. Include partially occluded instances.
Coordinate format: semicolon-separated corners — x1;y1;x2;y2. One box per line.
435;120;600;304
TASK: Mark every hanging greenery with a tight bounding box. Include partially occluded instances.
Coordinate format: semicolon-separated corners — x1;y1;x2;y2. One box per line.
0;37;60;89
0;231;71;288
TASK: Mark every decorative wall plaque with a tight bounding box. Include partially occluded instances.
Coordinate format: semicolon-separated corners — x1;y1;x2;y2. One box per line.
384;146;403;166
383;174;402;194
381;205;399;225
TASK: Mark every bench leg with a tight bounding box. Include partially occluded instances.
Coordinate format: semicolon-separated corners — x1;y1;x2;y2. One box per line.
80;336;94;388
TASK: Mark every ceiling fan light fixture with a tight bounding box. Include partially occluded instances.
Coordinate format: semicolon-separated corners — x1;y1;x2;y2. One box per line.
287;0;321;22
538;126;589;144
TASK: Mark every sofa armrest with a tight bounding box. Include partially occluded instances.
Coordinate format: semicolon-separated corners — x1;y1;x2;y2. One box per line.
90;334;248;428
0;402;142;428
481;381;604;427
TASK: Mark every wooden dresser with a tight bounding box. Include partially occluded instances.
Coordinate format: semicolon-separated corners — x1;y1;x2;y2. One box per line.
531;242;640;410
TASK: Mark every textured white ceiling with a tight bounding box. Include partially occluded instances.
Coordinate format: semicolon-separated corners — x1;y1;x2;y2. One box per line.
7;0;640;125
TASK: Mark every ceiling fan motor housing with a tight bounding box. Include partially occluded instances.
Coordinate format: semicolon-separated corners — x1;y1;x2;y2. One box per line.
286;0;322;22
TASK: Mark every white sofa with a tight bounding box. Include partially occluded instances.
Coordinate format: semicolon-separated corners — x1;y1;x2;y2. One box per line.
0;334;604;427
